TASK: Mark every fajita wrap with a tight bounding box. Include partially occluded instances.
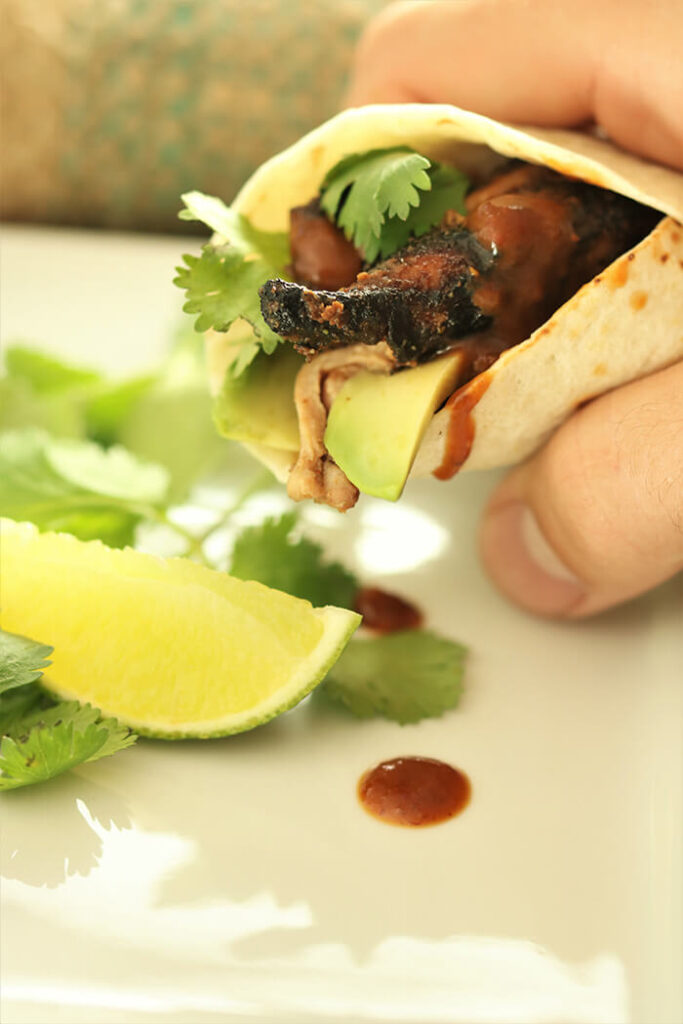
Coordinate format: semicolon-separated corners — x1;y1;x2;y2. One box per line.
189;104;683;508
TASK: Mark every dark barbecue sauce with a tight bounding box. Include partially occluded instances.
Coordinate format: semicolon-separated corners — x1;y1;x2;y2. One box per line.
434;371;491;479
358;756;471;827
354;587;423;633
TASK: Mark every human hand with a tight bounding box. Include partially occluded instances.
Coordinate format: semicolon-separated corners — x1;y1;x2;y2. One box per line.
347;0;683;617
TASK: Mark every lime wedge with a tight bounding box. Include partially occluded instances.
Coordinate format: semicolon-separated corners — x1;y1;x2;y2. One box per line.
0;519;360;737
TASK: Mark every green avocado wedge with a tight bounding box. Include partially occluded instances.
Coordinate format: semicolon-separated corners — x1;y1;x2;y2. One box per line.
213;345;303;451
325;351;465;501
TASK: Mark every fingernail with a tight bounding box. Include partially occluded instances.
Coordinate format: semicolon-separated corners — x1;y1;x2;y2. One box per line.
480;502;587;616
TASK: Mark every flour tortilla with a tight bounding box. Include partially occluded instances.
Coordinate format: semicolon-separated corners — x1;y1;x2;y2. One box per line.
207;103;683;483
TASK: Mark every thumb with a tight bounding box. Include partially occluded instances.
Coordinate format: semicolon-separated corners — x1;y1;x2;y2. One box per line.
479;361;683;618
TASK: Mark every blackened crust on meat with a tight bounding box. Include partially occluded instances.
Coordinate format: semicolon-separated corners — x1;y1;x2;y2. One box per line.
260;230;494;365
260;165;661;368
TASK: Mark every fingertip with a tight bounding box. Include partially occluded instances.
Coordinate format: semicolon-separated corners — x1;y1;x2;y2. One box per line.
479;363;683;620
479;498;588;618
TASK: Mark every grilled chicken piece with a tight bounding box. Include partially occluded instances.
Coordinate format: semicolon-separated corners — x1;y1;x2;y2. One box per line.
288;342;395;510
260;167;659;366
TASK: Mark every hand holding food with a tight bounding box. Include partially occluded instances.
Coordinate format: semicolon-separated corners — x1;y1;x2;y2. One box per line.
344;0;683;618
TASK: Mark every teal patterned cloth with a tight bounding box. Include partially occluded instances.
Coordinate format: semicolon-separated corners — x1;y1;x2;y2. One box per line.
2;0;391;231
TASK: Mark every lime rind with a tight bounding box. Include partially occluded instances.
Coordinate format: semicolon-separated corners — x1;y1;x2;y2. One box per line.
41;604;360;739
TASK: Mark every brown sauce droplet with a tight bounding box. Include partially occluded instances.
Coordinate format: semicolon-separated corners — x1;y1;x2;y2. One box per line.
358;756;471;827
354;587;423;633
433;373;491;479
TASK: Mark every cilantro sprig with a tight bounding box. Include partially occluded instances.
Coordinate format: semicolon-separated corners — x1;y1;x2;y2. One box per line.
1;330;225;504
0;330;470;790
229;512;357;609
320;147;470;262
0;698;137;791
0;631;53;696
172;152;468;375
229;514;467;724
323;630;466;724
174;191;290;372
0;428;170;548
0;629;137;791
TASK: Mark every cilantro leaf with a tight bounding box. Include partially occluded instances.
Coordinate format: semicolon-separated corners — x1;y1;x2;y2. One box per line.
320;148;470;262
323;630;466;724
0;685;49;736
178;191;290;269
0;702;137;791
116;331;226;502
0;371;88;438
175;192;290;370
0;630;53;695
1;343;156;446
3;346;102;394
0;428;169;546
406;164;470;235
84;374;157;447
321;148;431;262
229;512;358;609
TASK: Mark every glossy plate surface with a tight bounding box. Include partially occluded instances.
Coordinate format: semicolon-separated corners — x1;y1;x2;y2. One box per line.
1;227;681;1024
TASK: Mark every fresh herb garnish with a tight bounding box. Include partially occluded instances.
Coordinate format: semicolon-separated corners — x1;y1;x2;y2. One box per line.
0;700;137;791
229;514;467;725
0;325;470;787
1;334;223;503
320;147;469;262
173;152;468;373
229;512;358;609
0;628;137;790
0;428;170;547
0;630;53;695
174;191;290;371
323;630;466;724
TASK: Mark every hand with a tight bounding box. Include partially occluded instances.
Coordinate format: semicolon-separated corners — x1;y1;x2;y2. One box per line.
347;0;683;617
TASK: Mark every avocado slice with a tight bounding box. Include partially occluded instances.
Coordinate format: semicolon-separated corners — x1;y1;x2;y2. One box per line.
213;344;302;451
324;351;465;501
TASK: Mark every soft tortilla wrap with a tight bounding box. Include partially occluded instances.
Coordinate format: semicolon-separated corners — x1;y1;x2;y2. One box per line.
206;103;683;485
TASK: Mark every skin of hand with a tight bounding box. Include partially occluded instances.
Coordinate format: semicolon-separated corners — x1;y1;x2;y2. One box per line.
346;0;683;618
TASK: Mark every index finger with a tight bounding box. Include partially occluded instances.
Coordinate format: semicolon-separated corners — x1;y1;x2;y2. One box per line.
345;0;683;171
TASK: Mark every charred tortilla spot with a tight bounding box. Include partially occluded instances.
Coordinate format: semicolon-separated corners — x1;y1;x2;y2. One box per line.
630;290;648;311
609;261;630;288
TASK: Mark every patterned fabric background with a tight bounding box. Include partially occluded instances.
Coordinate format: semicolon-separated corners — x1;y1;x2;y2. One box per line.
1;0;391;231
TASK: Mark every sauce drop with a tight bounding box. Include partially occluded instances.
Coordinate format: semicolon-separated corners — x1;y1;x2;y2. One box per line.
433;373;491;479
354;587;423;633
358;756;471;827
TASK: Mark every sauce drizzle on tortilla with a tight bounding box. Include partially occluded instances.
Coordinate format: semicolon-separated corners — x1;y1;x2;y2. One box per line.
434;372;491;479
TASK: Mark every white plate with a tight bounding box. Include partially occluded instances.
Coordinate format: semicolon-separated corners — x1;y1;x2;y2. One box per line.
1;226;681;1024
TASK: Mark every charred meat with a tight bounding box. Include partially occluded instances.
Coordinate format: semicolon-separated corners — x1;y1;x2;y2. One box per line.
289;199;363;290
260;166;660;367
261;229;494;365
